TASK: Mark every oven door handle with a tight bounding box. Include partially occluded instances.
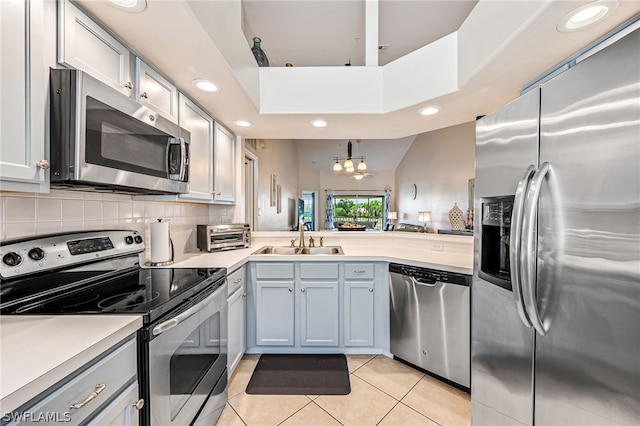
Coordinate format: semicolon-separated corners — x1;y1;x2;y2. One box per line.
152;285;223;336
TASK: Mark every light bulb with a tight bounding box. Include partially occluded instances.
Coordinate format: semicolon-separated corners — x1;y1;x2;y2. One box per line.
344;159;354;171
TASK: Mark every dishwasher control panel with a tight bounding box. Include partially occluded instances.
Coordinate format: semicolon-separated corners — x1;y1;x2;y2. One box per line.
389;263;470;286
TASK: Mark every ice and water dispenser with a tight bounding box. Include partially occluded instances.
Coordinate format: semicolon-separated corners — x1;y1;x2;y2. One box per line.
479;196;514;291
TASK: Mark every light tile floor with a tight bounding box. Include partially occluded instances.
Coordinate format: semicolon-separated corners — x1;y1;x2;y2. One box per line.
217;354;470;426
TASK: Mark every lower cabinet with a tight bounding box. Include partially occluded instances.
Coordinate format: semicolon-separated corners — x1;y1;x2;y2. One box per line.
6;335;142;426
343;281;375;347
227;266;246;376
300;281;339;346
255;281;295;346
247;261;388;353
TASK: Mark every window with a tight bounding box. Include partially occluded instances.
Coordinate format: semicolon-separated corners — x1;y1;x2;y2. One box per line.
332;194;384;230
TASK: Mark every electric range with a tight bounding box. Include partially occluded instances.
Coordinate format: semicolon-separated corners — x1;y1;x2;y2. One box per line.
0;230;229;426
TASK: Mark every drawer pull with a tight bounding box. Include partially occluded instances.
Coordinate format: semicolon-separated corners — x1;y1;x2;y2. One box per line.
233;278;243;283
369;288;374;292
301;288;306;293
70;384;106;409
354;270;366;274
133;399;145;411
242;293;247;298
288;287;293;292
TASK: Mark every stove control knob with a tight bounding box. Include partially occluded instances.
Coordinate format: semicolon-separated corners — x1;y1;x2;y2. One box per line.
134;235;143;244
125;236;134;245
3;252;22;267
28;248;45;261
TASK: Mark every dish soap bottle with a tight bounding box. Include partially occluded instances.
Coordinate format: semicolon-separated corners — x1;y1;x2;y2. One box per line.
251;37;270;67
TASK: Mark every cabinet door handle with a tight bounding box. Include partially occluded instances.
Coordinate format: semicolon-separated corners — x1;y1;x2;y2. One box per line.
70;384;106;409
140;91;149;99
242;293;247;298
124;81;133;90
36;160;50;169
233;278;243;284
133;399;145;411
301;288;306;292
288;287;293;292
369;288;374;292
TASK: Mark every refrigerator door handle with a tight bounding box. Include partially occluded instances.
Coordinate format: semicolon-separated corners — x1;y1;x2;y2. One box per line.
510;165;536;328
521;161;550;336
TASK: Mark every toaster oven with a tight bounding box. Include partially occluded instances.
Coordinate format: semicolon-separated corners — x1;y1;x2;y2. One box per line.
197;224;250;252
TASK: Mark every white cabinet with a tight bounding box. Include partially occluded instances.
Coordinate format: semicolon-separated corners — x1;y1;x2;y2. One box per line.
227;266;246;376
300;282;339;346
58;0;132;95
255;281;295;346
0;0;48;192
6;336;141;426
247;261;388;353
213;123;236;204
178;94;214;201
136;58;178;122
299;263;339;347
343;281;375;347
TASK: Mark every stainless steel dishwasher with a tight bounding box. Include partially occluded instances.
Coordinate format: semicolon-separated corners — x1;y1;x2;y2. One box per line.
389;263;470;388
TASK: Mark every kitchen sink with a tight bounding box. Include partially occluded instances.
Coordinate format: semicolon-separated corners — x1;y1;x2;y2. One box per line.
299;246;343;255
252;246;343;255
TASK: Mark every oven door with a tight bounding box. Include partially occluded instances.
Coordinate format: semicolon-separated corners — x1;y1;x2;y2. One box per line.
145;281;227;426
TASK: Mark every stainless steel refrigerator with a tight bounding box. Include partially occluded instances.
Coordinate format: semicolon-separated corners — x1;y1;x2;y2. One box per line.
472;26;639;425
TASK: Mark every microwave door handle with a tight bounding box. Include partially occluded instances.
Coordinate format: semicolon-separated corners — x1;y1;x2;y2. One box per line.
179;138;188;181
166;138;177;179
152;284;225;336
510;165;536;328
521;162;550;336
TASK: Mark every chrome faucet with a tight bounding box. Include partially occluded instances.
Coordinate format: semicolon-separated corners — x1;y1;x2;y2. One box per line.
298;219;305;248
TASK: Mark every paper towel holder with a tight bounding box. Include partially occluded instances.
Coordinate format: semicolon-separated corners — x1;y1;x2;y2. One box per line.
146;218;175;267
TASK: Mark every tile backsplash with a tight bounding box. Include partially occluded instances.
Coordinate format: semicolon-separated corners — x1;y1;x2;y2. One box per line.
1;190;238;261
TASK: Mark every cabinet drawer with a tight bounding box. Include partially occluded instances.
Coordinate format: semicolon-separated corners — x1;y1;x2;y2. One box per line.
227;267;245;296
300;263;339;279
19;338;137;426
345;264;374;279
255;263;294;279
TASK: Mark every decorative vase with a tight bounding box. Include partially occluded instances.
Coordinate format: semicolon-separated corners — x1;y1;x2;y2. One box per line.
251;37;270;67
449;202;465;231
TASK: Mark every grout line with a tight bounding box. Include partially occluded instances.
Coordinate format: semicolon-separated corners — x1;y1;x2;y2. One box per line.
375;400;402;426
399;401;443;426
274;397;316;426
309;400;345;426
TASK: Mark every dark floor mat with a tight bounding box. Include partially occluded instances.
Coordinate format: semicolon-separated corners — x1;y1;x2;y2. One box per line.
246;354;351;395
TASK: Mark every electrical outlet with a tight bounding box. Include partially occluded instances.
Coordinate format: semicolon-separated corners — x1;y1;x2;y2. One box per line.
430;243;443;251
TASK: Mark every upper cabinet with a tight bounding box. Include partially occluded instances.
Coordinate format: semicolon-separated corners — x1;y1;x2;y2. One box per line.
0;0;49;192
135;58;179;123
58;0;132;96
178;93;214;202
213;123;237;204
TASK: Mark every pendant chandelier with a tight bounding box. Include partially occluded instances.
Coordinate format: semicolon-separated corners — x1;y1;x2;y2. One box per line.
333;139;367;173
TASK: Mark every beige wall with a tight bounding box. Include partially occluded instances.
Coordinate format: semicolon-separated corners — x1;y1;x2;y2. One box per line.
254;139;299;231
395;122;475;232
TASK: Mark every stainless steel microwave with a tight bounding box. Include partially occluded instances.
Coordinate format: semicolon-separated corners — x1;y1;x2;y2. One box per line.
50;69;190;194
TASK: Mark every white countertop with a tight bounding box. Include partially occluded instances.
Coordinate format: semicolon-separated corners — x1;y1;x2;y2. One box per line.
0;315;142;413
170;231;474;275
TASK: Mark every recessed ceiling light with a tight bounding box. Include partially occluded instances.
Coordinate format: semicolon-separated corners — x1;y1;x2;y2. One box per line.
557;1;618;32
419;106;441;116
234;120;252;127
107;0;146;12
311;119;329;128
192;79;220;93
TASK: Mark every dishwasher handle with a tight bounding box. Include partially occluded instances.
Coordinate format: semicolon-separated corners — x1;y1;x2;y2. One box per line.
409;275;438;287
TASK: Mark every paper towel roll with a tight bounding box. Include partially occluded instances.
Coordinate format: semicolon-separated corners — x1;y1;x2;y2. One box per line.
150;220;172;264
